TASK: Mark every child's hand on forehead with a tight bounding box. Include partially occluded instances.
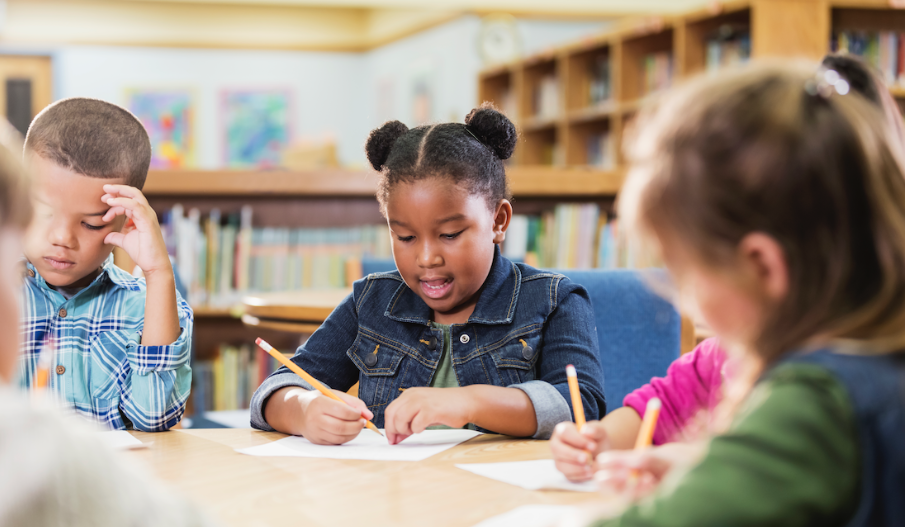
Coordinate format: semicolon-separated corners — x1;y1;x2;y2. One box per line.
100;184;171;276
383;387;473;445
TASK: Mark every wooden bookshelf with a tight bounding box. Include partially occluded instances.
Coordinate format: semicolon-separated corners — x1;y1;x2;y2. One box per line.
479;0;905;188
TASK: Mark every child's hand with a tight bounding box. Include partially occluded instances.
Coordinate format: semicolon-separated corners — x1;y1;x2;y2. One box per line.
101;185;171;276
551;421;610;482
594;442;705;499
297;389;374;445
384;387;471;445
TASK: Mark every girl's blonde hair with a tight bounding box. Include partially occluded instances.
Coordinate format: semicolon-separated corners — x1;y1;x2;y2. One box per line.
620;61;905;362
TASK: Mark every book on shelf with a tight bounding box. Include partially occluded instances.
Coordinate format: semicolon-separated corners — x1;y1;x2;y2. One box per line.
533;74;560;120
832;30;905;87
706;26;751;72
585;131;615;170
192;343;295;414
503;204;655;270
587;54;612;106
643;52;673;96
161;205;392;309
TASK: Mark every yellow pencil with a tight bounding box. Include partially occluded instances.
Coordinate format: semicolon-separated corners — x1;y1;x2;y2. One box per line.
634;398;661;450
565;364;586;430
255;338;383;437
34;338;54;390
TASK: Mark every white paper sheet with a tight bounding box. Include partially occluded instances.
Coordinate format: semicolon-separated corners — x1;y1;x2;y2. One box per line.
97;430;150;450
236;429;481;461
456;459;597;492
472;505;577;527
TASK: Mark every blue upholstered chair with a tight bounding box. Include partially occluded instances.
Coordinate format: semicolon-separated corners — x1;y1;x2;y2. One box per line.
358;258;682;414
558;269;680;414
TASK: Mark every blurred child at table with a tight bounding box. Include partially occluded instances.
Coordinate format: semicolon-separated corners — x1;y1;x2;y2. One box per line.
552;52;905;484
17;98;192;431
0;120;214;526
570;62;905;527
250;105;606;445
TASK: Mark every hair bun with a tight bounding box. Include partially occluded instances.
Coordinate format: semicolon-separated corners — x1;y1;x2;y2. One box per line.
365;120;409;171
464;104;517;160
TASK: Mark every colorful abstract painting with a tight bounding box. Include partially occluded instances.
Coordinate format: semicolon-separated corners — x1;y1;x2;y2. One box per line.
126;90;193;169
221;90;292;168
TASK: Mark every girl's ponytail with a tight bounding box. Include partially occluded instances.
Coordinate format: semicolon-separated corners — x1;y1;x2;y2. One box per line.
464;104;517;161
365;120;409;171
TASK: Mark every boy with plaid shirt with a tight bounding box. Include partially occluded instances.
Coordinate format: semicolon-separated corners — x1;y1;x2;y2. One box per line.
17;98;192;431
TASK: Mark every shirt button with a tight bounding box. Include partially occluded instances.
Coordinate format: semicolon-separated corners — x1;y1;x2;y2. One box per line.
459;334;470;344
55;365;65;375
522;345;535;360
58;308;67;318
27;269;35;278
364;354;378;367
427;336;438;351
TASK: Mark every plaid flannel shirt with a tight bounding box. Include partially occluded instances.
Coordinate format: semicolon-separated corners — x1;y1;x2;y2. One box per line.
17;255;193;431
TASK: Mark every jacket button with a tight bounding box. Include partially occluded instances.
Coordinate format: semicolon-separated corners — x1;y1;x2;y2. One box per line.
55;365;65;375
364;354;378;367
459;334;470;344
522;345;535;360
428;336;438;351
58;308;67;318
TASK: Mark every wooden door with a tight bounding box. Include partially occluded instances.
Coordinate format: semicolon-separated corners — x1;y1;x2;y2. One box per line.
0;55;53;136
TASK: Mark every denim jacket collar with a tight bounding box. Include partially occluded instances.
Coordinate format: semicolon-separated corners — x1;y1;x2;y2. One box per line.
384;245;521;326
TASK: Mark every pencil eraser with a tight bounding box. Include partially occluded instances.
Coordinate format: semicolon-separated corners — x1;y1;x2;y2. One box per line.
255;338;272;351
566;364;577;377
647;398;662;411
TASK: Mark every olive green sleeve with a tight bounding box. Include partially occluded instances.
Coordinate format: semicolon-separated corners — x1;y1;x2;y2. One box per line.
591;363;860;527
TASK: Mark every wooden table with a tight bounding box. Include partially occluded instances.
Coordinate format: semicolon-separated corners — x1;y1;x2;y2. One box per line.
127;429;603;527
241;289;351;334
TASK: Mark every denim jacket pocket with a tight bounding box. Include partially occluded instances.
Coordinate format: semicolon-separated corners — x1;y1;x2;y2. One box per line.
489;333;541;385
347;332;406;408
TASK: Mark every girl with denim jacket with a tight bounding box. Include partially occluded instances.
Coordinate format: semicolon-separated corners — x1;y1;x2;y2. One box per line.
250;106;606;445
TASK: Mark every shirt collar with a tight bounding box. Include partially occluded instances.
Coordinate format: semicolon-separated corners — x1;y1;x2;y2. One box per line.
384;245;521;326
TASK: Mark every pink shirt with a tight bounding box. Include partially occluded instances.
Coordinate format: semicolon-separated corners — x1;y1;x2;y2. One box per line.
623;337;727;445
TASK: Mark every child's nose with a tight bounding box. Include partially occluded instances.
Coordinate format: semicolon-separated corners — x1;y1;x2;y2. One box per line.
417;242;443;268
49;220;76;248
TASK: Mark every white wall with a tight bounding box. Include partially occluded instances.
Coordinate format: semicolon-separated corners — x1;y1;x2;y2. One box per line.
38;15;609;168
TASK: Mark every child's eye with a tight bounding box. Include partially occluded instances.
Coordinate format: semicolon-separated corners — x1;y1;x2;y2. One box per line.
82;222;105;231
396;235;414;242
442;231;464;240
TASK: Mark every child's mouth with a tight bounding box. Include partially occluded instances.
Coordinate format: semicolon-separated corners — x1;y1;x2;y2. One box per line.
420;278;453;299
44;257;75;271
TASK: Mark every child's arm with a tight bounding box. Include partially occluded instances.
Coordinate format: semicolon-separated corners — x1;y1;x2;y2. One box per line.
101;185;180;346
100;185;191;431
250;291;365;443
550;407;642;482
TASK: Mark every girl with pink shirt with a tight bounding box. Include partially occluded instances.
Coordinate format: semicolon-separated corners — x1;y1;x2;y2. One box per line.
551;338;727;482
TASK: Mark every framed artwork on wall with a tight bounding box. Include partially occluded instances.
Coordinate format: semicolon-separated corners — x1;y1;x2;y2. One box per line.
126;89;194;169
221;89;292;169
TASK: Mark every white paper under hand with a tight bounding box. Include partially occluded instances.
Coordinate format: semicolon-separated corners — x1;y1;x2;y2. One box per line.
97;430;150;450
456;459;598;492
236;429;481;461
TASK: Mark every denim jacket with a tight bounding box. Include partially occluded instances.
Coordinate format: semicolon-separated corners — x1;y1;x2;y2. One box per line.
249;246;606;438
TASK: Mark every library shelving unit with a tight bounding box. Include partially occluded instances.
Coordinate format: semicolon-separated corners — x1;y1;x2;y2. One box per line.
477;0;902;184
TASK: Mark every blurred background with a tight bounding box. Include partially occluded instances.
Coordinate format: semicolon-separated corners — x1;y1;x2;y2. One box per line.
0;0;895;422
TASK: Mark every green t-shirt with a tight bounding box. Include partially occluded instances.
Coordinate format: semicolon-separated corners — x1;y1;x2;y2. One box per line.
593;363;860;527
429;322;460;389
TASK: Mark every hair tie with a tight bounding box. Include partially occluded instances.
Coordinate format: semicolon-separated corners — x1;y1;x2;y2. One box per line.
805;68;850;99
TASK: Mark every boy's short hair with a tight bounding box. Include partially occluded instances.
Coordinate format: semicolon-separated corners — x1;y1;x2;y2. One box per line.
25;98;151;189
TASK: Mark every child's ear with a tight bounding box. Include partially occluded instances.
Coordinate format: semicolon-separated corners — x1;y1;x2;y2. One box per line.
738;232;788;302
492;199;512;244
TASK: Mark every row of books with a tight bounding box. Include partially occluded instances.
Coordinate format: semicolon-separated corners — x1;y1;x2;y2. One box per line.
533;74;560;120
585;131;615;170
192;343;294;413
831;30;905;87
705;28;751;72
503;204;634;270
161;204;392;308
643;52;674;96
